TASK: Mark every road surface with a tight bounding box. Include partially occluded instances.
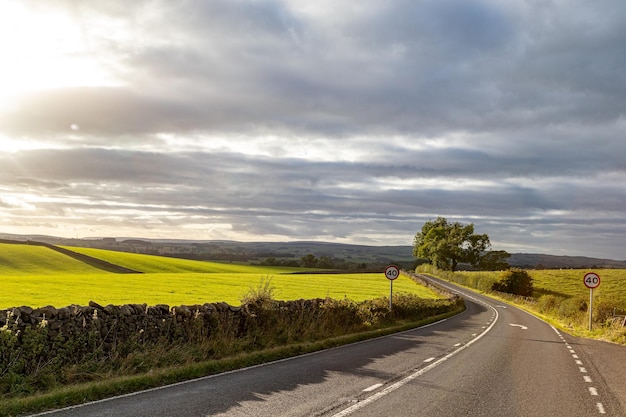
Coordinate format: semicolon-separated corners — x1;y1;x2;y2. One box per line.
31;275;626;416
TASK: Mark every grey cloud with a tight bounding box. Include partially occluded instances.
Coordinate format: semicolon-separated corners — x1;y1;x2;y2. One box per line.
1;0;626;258
4;0;624;138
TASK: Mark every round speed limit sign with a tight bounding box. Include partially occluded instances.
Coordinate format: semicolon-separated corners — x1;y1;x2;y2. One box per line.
584;272;601;289
384;265;400;281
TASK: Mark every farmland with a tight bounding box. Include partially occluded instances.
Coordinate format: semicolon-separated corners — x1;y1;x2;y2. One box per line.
0;243;439;309
456;268;626;306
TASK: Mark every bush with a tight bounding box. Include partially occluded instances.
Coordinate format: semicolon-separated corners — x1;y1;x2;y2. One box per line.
593;296;624;324
491;269;533;296
557;297;587;319
536;295;562;314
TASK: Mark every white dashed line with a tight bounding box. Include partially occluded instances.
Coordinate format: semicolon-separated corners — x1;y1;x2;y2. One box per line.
424;357;435;363
550;325;606;415
362;383;383;392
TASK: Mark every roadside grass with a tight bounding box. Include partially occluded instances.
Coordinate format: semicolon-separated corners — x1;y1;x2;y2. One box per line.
0;244;439;308
419;265;626;344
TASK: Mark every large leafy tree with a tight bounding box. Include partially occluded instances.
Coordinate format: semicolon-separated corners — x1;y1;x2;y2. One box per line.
413;217;491;271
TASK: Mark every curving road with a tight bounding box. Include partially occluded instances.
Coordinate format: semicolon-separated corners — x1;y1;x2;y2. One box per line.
31;275;626;416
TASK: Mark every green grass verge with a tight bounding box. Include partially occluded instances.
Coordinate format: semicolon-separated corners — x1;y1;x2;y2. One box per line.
0;307;464;417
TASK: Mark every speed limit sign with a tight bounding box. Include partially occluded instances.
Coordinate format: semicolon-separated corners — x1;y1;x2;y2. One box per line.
584;272;601;289
384;265;400;280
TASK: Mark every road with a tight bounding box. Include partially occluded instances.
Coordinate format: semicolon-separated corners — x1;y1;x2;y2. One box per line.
31;275;626;416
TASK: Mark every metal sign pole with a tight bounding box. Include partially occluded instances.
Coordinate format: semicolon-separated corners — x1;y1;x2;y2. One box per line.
389;279;393;311
589;288;593;331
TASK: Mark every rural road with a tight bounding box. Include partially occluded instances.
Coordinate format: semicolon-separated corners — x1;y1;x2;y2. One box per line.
31;275;626;417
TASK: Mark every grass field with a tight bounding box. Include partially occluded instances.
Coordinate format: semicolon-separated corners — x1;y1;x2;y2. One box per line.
0;244;439;308
458;269;626;306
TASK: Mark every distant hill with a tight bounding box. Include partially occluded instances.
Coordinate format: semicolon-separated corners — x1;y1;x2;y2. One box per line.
506;253;626;269
1;233;625;269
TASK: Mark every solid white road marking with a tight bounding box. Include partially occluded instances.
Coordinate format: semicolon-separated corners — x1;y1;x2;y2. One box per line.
589;387;598;396
362;383;383;392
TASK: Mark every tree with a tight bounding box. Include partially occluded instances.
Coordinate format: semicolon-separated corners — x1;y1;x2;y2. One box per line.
413;217;491;271
491;269;533;296
301;253;318;268
478;250;511;271
317;256;335;269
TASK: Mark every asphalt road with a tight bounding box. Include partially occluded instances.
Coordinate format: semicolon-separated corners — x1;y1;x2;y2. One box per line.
31;276;626;416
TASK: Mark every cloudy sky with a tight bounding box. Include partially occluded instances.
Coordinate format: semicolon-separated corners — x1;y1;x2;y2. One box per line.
1;0;625;259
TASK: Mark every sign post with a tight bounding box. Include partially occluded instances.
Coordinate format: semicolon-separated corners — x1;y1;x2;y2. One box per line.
584;272;601;331
384;265;400;311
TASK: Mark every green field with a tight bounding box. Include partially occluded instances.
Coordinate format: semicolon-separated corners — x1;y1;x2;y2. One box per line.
0;244;439;308
458;269;626;305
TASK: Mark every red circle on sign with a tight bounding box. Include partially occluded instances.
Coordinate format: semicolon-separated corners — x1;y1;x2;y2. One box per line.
384;265;400;280
584;272;601;289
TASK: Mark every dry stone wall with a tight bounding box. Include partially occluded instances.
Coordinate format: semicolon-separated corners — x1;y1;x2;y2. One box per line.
0;299;326;355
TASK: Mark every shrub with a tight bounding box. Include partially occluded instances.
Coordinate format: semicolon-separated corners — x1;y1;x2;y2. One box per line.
593;296;624;324
491;269;533;296
557;297;587;319
536;295;561;314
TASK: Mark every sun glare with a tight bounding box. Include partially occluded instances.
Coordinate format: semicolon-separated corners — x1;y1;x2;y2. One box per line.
0;3;117;111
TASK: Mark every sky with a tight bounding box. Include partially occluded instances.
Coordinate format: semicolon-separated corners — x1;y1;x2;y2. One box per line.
0;0;625;259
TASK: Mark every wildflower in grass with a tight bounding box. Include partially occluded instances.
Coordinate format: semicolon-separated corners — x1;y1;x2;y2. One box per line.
39;313;48;328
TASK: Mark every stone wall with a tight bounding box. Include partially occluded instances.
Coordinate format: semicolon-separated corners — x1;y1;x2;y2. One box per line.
0;298;327;354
